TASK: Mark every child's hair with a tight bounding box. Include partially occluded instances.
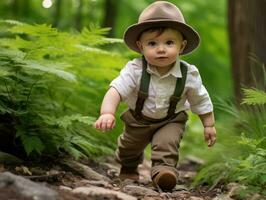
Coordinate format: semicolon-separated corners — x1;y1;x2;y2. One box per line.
137;27;185;41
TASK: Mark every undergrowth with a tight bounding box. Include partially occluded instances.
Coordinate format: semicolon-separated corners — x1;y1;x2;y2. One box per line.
0;20;127;158
193;88;266;198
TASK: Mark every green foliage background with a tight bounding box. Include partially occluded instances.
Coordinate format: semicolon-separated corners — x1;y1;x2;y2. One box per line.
1;1;265;198
0;20;127;157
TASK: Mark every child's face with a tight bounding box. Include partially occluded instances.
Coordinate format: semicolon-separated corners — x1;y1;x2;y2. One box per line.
137;28;187;73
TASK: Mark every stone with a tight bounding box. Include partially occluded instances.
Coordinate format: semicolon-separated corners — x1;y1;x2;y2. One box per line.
0;172;58;200
73;186;137;200
226;182;246;198
75;179;110;188
189;196;204;200
59;185;72;191
213;194;234;200
122;185;159;196
171;190;190;199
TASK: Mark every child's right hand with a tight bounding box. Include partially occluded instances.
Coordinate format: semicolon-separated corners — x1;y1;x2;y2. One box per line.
93;113;116;132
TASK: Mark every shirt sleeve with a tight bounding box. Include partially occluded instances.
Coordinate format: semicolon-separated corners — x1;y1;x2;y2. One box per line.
185;65;213;115
109;60;139;101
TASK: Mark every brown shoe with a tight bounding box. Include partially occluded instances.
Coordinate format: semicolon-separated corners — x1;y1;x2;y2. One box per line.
119;166;139;181
152;170;177;191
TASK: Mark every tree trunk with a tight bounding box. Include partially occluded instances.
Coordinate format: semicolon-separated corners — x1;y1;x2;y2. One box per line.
102;0;117;37
53;0;62;28
12;0;20;19
11;0;30;20
22;0;30;18
228;0;266;103
75;0;83;31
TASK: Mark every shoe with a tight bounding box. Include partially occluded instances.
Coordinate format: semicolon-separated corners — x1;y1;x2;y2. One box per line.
152;170;177;191
119;166;139;181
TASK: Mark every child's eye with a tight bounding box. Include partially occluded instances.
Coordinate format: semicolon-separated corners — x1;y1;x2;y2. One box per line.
147;41;156;46
166;40;175;45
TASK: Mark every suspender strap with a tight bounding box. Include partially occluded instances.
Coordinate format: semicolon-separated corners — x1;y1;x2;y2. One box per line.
167;61;187;117
134;57;150;118
135;58;188;120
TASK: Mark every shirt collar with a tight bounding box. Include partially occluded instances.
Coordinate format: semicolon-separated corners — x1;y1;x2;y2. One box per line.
146;58;182;78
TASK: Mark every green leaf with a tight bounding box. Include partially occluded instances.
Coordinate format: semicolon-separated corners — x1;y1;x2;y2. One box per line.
24;60;76;82
10;23;58;36
55;114;95;129
242;88;266;105
21;136;45;155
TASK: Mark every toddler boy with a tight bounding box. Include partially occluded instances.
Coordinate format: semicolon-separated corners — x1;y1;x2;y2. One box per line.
94;1;216;191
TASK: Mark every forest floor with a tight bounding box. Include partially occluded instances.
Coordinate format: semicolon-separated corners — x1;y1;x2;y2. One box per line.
0;155;242;200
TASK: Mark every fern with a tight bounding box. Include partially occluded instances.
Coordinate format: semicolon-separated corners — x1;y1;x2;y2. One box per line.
0;20;126;158
242;88;266;105
21;135;45;156
54;114;95;129
194;86;266;197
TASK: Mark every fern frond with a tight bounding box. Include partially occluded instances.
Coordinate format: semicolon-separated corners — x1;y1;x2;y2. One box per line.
25;60;76;82
55;114;95;129
0;20;125;158
0;69;9;76
0;19;24;26
103;38;124;44
0;48;26;59
242;88;266;105
21;135;45;155
80;27;116;46
10;23;58;36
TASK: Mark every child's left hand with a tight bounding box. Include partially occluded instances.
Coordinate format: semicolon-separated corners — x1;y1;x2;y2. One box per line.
204;126;216;147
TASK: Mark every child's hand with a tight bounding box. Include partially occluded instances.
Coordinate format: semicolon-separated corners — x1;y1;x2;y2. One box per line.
93;113;116;132
204;126;216;147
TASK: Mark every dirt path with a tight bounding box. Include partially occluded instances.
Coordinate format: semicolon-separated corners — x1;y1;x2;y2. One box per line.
0;156;225;200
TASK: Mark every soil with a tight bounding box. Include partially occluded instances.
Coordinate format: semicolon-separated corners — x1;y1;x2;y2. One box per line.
0;155;223;200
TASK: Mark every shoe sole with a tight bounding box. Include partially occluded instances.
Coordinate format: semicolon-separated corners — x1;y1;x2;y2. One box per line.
153;170;177;191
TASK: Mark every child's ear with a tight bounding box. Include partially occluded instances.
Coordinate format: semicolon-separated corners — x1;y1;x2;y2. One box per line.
136;41;143;53
179;40;187;54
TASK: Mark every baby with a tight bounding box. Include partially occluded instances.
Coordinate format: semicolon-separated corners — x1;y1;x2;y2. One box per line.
94;1;216;191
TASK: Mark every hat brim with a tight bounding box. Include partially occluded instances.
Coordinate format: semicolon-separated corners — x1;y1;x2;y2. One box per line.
124;20;200;55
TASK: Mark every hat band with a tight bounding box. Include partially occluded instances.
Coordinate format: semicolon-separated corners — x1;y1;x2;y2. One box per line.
141;17;177;22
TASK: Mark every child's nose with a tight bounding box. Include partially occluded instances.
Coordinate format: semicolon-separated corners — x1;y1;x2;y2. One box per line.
157;44;166;53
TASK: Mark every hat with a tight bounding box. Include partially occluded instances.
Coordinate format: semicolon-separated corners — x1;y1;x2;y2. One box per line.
123;1;200;55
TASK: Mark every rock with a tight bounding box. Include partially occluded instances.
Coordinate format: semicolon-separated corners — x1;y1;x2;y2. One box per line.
0;172;58;200
138;159;151;180
122;185;159;196
73;186;137;200
143;197;162;200
213;194;234;200
0;164;5;173
59;185;72;191
179;170;197;179
226;182;246;198
0;151;23;164
250;194;264;200
107;168;119;178
171;190;190;199
189;196;204;200
75;179;110;188
61;159;109;181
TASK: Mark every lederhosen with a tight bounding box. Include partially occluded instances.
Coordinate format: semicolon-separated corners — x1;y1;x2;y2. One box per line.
116;57;189;177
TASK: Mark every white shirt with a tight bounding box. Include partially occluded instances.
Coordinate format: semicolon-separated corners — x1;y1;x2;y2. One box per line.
110;58;213;119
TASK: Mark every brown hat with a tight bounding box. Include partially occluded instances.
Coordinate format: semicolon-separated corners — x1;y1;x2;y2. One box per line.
123;1;200;55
